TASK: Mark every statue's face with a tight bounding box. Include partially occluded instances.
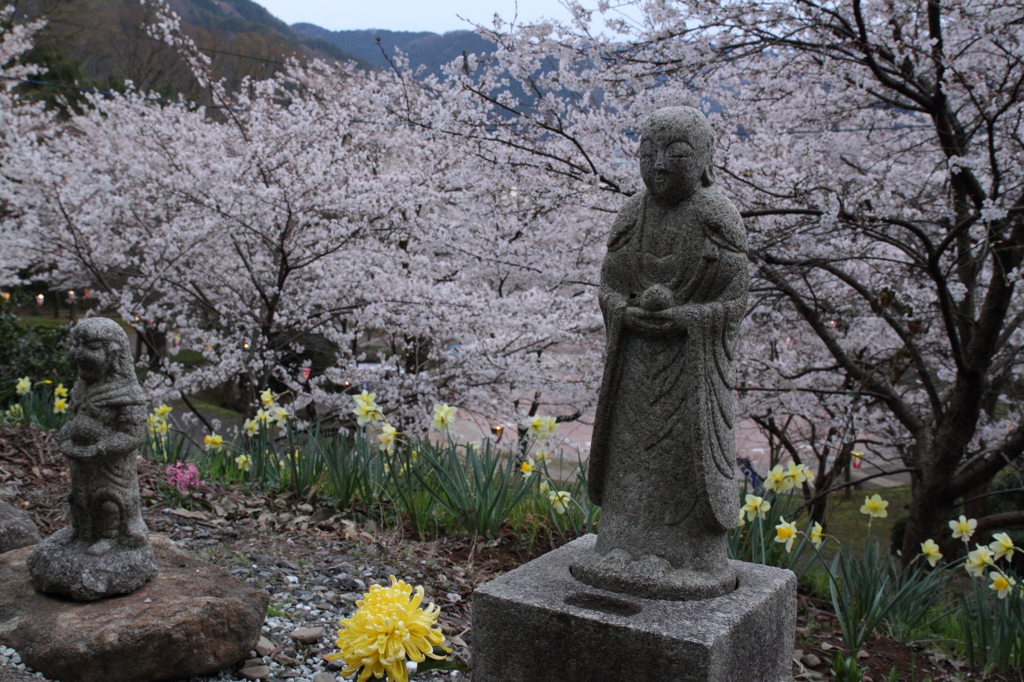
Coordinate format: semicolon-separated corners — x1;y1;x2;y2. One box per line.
637;119;711;204
72;330;112;382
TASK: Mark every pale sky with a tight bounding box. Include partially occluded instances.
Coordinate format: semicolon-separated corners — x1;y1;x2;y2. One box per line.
252;0;578;34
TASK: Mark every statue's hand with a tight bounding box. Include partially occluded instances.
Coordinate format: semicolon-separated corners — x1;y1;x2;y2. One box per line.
624;305;702;337
60;439;99;459
623;306;678;337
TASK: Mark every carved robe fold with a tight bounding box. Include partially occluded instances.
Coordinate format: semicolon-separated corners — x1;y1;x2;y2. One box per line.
587;188;748;570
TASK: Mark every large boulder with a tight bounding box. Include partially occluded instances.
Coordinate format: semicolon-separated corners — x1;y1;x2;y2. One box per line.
0;534;269;682
0;501;40;554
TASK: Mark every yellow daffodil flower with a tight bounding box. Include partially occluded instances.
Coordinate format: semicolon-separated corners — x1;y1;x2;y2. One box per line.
741;493;771;522
990;532;1016;562
539;480;550;494
775;517;798;553
53;397;68;414
990;571;1017;599
520;458;535;478
534;450;550;463
949;515;977;543
431;403;457;432
255;408;271;425
260;388;275;408
860;494;889;518
809;521;824;549
354;400;382;427
737;507;747;526
235;454;251;473
786;461;808;485
354;390;376;406
920;539;943;567
5;404;23;421
327;576;449;682
966;544;995;578
763;464;789;492
243;418;260;436
527;415;558;440
378;423;398;454
549;490;572;515
203;433;224;452
14;377;30;395
153;404;172;418
53;383;68;398
271;406;289;425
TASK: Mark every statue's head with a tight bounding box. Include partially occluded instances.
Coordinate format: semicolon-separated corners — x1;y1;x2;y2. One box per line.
71;317;135;384
638;106;715;204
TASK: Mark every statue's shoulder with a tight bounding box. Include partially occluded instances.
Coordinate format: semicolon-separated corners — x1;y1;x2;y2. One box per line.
606;192;645;251
694;188;747;254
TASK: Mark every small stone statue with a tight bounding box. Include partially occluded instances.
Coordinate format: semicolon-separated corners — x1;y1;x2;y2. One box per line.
28;317;156;600
571;106;749;600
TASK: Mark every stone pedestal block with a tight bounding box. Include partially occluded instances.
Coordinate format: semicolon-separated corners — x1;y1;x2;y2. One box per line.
471;534;795;682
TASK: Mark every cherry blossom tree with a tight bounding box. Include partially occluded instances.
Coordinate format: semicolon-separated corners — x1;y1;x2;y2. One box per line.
403;0;1024;560
2;1;605;434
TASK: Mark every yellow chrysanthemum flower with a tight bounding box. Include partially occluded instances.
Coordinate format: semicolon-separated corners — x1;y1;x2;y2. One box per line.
990;532;1016;562
53;383;68;398
920;539;943;567
860;494;889;518
14;377;30;395
53;397;68;414
204;433;224;452
775;517;798;553
431;403;457;432
949;515;977;543
548;490;571;515
741;493;771;522
327;576;449;682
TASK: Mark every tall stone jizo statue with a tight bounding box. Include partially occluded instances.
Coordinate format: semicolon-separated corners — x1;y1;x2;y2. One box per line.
571;106;748;601
28;317;156;601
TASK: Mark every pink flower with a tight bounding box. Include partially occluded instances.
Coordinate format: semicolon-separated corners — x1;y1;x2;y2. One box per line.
165;461;200;494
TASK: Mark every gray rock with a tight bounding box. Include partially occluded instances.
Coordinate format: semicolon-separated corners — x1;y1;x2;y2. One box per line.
289;626;324;644
0;501;39;553
0;666;37;682
27;318;156;601
238;666;271;680
801;653;823;668
0;534;270;682
472;534;795;682
576;106;749;602
254;636;276;657
312;673;338;682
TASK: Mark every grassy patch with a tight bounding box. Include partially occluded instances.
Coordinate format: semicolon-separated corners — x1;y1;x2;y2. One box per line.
16;316;70;330
824;485;912;554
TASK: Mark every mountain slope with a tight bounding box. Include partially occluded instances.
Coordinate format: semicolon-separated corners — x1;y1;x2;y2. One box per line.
291;24;494;74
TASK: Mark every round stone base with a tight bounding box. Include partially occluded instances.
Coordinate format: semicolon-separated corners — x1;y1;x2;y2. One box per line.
27;528;157;601
570;546;736;601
